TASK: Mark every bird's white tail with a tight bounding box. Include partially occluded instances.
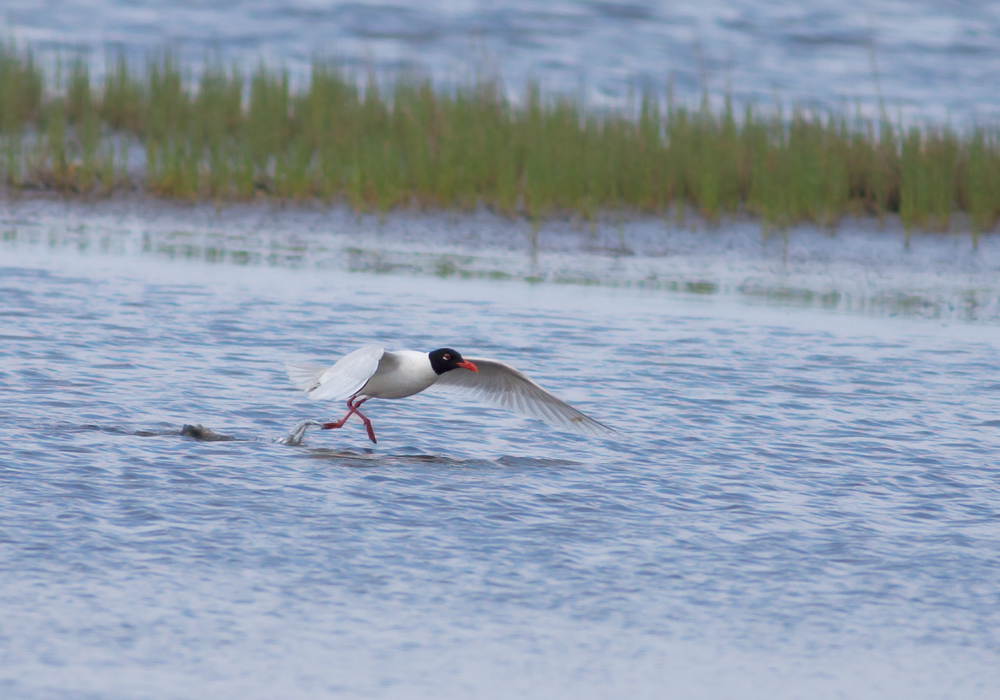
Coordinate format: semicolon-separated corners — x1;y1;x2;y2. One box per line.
286;363;327;393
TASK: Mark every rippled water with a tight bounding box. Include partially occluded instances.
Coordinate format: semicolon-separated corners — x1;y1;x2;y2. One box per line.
6;1;1000;121
2;202;1000;698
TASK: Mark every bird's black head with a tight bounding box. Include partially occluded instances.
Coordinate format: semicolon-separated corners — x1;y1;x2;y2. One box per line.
428;348;479;375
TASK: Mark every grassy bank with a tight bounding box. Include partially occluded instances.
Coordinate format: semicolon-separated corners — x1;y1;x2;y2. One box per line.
1;42;999;238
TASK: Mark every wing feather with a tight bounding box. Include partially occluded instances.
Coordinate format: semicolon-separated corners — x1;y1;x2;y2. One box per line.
432;358;617;437
286;345;384;402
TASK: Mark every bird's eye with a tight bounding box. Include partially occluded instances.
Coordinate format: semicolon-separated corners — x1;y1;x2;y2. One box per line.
443;354;452;361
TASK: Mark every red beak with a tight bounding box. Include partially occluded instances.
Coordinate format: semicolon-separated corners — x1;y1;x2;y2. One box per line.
457;360;478;373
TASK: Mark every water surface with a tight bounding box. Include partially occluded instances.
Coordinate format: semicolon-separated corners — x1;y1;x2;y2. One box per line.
5;0;999;121
1;204;999;698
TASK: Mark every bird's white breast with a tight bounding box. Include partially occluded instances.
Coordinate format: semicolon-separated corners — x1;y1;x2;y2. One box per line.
357;350;439;399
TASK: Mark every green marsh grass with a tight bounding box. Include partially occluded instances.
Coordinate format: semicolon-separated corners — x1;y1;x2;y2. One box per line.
0;42;999;239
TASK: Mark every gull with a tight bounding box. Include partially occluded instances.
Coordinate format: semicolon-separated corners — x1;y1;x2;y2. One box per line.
282;346;615;444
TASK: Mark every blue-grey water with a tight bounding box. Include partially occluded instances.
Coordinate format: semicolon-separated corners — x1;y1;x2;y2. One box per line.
3;0;1000;695
5;0;1000;122
2;201;1000;698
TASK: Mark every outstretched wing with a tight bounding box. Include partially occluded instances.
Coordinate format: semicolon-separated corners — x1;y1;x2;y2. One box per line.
286;345;384;402
431;358;617;437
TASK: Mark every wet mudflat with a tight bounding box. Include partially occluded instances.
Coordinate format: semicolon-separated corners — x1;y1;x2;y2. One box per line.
1;202;1000;699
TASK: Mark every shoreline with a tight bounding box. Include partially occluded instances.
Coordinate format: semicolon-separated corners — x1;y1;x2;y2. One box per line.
3;194;999;324
0;44;998;237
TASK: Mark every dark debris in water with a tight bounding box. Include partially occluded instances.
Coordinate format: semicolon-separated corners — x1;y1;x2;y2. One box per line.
180;424;236;442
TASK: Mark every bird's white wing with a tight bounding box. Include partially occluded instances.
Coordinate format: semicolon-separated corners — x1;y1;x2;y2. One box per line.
286;345;384;402
431;358;617;437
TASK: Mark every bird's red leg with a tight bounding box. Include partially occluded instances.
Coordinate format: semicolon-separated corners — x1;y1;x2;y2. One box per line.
322;398;358;430
351;399;377;444
321;398;376;443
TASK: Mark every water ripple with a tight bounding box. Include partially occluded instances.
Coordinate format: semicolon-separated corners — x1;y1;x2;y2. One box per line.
2;221;1000;697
